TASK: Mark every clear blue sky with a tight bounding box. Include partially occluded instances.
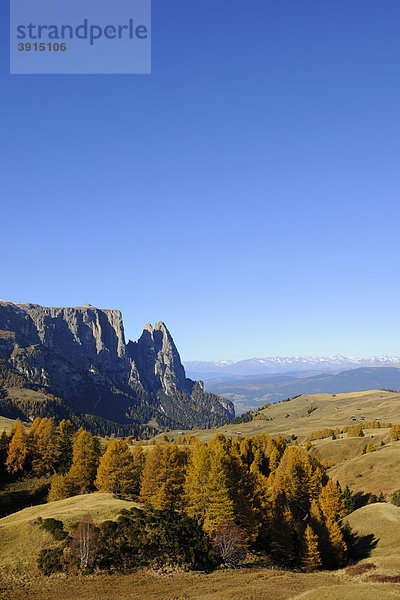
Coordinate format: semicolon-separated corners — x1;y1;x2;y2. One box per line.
1;0;399;361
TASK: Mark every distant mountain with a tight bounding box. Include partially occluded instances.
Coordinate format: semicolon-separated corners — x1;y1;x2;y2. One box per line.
0;301;234;435
184;355;400;380
205;367;400;415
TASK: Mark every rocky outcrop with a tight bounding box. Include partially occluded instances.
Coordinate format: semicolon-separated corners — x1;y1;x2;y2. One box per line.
0;300;234;432
126;321;194;395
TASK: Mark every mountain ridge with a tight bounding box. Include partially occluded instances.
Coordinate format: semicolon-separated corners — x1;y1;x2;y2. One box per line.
185;355;400;379
0;300;234;435
205;366;400;415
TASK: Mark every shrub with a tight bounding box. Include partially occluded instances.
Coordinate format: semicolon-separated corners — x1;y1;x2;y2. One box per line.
40;518;68;541
209;524;247;568
96;507;216;572
37;548;63;575
345;562;376;575
391;491;400;507
365;574;400;583
390;424;400;441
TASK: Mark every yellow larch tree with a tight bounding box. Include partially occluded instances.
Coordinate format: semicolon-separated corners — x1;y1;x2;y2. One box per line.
202;445;235;532
184;444;211;519
302;524;322;571
95;439;137;494
326;519;347;567
140;443;188;510
140;443;166;505
67;428;100;493
48;472;74;502
6;421;28;474
32;418;59;475
318;480;346;523
268;447;281;474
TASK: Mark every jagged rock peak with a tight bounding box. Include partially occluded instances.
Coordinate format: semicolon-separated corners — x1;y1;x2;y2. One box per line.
143;322;153;333
126;321;192;395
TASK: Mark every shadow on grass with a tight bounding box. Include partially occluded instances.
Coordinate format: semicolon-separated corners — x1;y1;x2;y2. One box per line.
342;523;378;562
0;480;49;518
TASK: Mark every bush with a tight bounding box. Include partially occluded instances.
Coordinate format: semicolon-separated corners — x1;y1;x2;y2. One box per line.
365;574;400;583
96;507;216;572
391;491;400;507
37;548;63;575
40;518;68;541
209;524;247;568
345;562;376;575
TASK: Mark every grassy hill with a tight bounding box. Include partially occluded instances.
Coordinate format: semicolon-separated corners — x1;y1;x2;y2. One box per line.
2;405;400;600
345;503;400;558
7;562;400;600
329;440;400;496
310;430;389;465
0;492;138;582
162;390;400;443
0;415;25;435
4;498;400;600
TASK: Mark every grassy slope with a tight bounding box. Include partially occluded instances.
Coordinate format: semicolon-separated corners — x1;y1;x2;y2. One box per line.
0;475;50;519
0;415;28;435
161;390;400;443
345;503;400;556
8;569;400;600
343;502;400;577
11;502;399;600
329;440;400;496
155;390;400;497
6;387;51;404
310;431;389;465
0;492;138;581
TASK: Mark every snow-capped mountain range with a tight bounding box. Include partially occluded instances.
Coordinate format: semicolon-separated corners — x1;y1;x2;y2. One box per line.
184;355;400;380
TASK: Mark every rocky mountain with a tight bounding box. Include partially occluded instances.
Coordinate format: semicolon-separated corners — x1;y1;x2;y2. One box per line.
0;301;234;435
184;355;400;380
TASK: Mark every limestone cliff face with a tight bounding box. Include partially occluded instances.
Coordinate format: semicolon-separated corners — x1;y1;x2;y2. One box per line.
126;321;193;395
0;301;129;395
0;300;234;431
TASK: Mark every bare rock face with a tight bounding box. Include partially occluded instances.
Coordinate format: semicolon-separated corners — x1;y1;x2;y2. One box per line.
126;321;194;395
0;301;129;393
0;300;234;431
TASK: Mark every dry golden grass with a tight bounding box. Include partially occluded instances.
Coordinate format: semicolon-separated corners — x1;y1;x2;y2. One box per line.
2;464;400;599
289;583;400;599
6;387;51;404
0;416;27;435
160;390;400;443
7;568;400;600
0;492;138;582
310;431;389;466
344;503;400;557
329;440;400;496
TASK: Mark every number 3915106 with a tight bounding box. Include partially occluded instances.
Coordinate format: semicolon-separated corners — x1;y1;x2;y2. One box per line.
18;43;67;52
